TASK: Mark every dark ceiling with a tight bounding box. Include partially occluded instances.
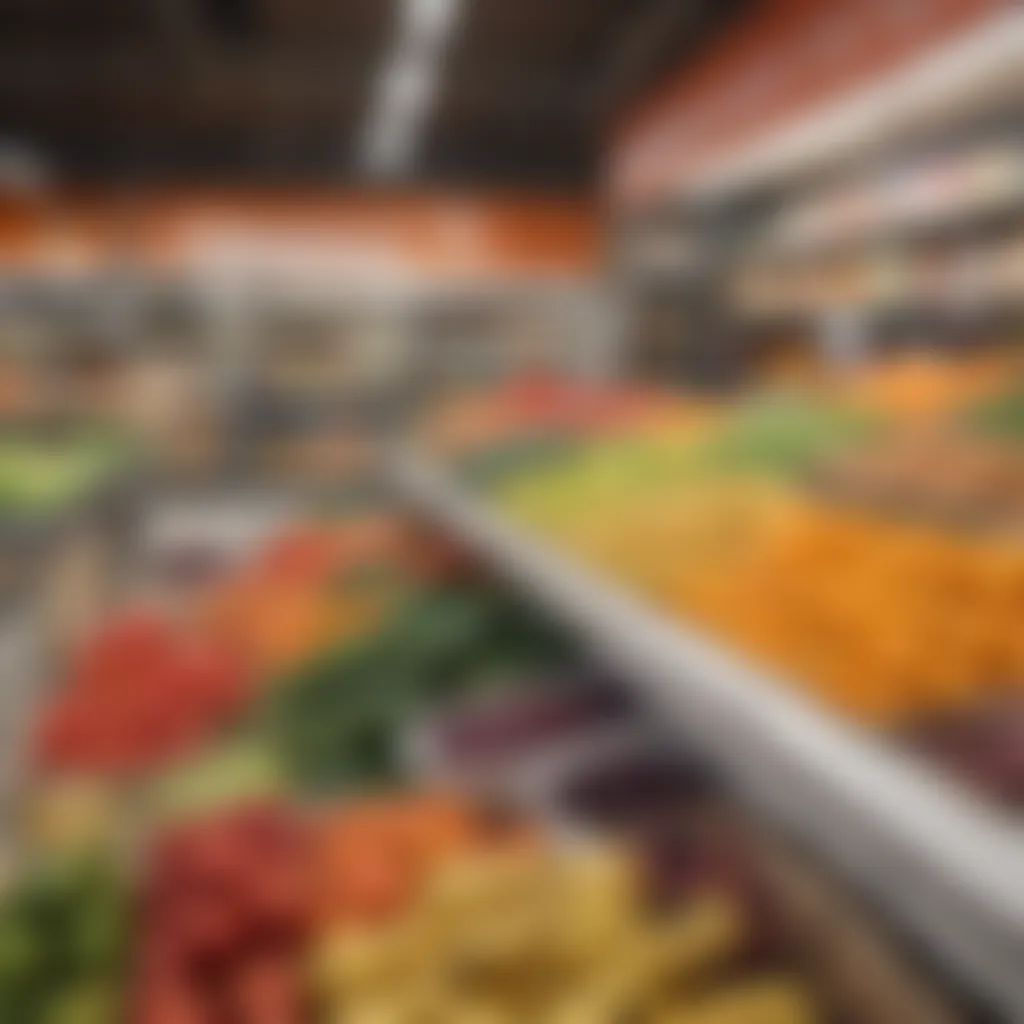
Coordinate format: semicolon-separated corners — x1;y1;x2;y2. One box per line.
0;0;743;187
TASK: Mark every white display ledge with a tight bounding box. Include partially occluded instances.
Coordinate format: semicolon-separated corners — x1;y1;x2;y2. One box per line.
393;452;1024;1017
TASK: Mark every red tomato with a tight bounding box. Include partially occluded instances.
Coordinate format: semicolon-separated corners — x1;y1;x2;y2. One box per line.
245;862;309;937
79;610;175;682
259;526;339;583
135;984;211;1024
157;888;247;967
228;952;303;1024
35;607;254;776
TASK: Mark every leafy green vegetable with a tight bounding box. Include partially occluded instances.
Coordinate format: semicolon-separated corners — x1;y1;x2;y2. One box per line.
0;854;127;1024
262;581;574;790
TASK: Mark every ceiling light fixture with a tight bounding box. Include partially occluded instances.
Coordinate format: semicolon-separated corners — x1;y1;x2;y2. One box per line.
359;0;463;177
405;0;461;47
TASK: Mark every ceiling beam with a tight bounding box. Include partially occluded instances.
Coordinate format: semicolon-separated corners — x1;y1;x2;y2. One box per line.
149;0;214;69
0;49;583;114
593;0;700;117
592;0;745;122
0;49;371;94
435;64;592;113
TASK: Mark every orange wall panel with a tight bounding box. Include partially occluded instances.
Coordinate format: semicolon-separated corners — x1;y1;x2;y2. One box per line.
0;189;600;279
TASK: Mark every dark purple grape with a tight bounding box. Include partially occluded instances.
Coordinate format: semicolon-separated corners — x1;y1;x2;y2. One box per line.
558;752;712;830
906;699;1024;805
641;829;785;963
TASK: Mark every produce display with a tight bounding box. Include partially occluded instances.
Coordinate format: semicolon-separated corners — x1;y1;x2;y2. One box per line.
907;700;1024;806
423;377;702;472
312;818;817;1024
198;517;412;678
136;803;310;1024
413;679;630;772
0;448;971;1020
669;500;1024;724
960;382;1024;443
408;685;956;1024
264;581;574;791
426;366;1024;800
35;611;252;776
313;796;537;930
0;852;127;1024
0;434;129;522
812;429;1024;529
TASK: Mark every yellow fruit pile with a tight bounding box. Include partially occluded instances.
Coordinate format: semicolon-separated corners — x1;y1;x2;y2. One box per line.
313;841;817;1024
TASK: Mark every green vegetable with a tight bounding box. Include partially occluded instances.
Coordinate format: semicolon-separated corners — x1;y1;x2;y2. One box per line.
0;854;127;1024
262;580;574;790
687;397;880;478
39;984;118;1024
148;737;285;821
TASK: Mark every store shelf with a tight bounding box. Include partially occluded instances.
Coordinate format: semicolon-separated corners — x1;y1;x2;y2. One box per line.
690;9;1024;203
392;451;1024;1018
743;195;1024;269
735;295;1024;334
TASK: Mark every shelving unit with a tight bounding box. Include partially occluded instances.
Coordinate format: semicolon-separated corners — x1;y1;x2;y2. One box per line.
743;195;1024;270
688;9;1024;205
615;8;1024;385
392;450;1024;1020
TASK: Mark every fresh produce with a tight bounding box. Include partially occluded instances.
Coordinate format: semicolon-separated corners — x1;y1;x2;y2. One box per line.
0;853;129;1023
836;353;1013;422
470;375;1024;734
813;428;1024;529
907;701;1024;805
959;380;1024;441
675;504;1024;724
314;795;536;928
203;582;344;678
423;377;688;461
146;738;287;823
418;678;630;771
491;398;873;550
264;582;574;790
0;433;128;520
199;516;415;677
655;978;819;1024
35;610;251;775
559;749;713;834
520;469;1024;725
554;742;955;1024
0;444;977;1022
135;802;310;1024
25;778;120;857
311;816;818;1024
